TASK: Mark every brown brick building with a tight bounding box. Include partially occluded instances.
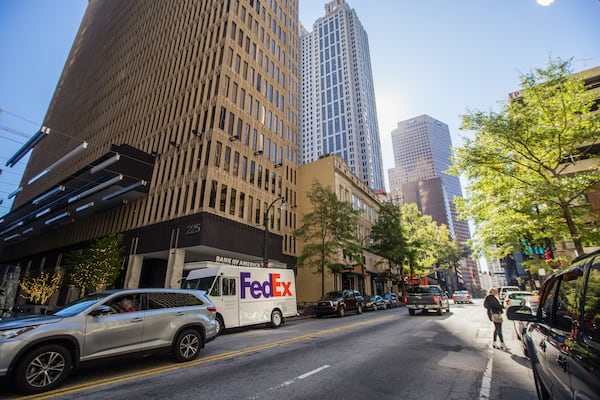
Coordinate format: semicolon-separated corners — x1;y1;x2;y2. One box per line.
1;0;301;295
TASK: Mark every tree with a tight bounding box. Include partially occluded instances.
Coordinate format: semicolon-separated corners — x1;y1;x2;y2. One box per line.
370;202;409;285
67;233;124;296
19;271;62;305
451;58;600;258
294;182;359;298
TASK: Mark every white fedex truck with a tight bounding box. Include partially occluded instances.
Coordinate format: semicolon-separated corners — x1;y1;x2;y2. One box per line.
181;263;297;335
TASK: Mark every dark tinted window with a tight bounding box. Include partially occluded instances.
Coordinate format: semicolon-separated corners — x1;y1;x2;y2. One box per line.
540;279;559;324
322;291;343;300
555;272;580;331
583;261;600;344
410;286;440;294
147;292;203;309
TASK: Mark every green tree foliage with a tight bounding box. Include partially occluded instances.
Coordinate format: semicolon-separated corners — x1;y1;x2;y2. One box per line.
294;182;359;297
400;204;442;278
370;202;409;280
451;58;600;258
67;233;124;296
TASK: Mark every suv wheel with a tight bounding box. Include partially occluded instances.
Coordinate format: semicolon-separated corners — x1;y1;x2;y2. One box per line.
409;309;415;315
357;304;363;314
15;344;72;394
173;329;202;362
270;310;283;328
337;306;346;317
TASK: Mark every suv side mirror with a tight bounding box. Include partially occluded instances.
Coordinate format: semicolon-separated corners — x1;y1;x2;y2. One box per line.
89;305;113;317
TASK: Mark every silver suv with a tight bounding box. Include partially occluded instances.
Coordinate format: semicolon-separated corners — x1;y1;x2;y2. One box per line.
0;288;218;394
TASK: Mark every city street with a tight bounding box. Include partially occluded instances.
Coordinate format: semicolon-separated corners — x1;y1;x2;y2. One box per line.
0;299;536;400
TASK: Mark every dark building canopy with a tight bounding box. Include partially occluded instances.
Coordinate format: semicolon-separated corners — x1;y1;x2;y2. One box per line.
0;144;154;249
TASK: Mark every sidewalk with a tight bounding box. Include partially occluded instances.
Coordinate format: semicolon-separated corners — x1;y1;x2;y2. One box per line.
485;320;537;399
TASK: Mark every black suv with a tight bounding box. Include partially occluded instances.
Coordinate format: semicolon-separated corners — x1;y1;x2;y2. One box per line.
313;290;363;317
507;250;600;400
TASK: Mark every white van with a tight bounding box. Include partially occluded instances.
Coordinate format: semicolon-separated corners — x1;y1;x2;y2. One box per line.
182;263;297;334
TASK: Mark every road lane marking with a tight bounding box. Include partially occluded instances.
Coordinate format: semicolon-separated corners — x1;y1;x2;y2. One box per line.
479;347;494;400
19;315;395;400
249;365;331;399
297;365;330;379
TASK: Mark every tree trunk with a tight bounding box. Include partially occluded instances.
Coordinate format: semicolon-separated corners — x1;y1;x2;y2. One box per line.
560;201;584;256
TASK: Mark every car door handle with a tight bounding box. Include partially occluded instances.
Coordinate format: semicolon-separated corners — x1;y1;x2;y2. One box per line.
556;355;567;371
539;339;546;352
129;317;143;323
175;312;185;316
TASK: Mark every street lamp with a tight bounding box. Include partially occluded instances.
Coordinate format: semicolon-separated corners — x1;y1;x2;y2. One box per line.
263;196;286;268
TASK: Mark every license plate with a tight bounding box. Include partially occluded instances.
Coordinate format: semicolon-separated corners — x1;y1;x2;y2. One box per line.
418;305;424;309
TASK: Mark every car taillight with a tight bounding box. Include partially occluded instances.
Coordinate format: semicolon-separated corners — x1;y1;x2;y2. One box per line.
433;296;439;304
207;306;217;313
403;296;408;303
452;295;456;300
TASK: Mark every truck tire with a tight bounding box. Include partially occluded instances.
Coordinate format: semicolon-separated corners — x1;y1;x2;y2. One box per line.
337;306;346;317
357;304;363;314
408;309;415;315
437;307;443;315
270;309;283;328
215;314;224;336
15;344;72;394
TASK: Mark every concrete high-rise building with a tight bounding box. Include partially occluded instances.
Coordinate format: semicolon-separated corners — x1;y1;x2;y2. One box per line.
299;0;384;191
0;0;300;291
388;114;479;291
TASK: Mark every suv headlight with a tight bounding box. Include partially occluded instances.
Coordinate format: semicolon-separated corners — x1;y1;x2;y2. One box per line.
0;326;37;340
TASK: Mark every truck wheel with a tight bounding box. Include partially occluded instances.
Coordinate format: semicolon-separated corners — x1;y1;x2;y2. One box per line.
15;344;72;394
357;304;363;314
408;309;415;316
215;315;224;336
173;329;202;362
270;310;283;328
337;306;346;317
437;307;443;315
315;313;323;318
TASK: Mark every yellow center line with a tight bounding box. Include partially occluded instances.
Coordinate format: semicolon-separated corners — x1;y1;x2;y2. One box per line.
19;314;396;400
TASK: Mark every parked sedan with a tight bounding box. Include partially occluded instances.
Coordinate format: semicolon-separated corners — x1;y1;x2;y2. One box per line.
452;290;473;304
512;295;539;357
503;291;533;309
383;293;399;308
364;295;386;311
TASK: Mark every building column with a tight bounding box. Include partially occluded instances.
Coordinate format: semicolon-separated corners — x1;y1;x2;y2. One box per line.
165;248;186;288
124;254;143;289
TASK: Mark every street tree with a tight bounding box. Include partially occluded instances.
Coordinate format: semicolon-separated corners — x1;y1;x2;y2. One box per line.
67;233;124;296
369;202;409;286
451;58;600;258
294;182;359;298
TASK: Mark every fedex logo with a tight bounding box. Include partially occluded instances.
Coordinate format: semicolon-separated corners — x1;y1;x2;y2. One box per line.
240;272;293;299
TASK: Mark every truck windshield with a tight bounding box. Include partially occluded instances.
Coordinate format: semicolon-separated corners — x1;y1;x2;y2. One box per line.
182;276;215;291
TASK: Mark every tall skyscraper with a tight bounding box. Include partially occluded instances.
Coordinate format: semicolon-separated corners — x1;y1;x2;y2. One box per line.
0;0;300;289
299;0;384;191
388;114;479;290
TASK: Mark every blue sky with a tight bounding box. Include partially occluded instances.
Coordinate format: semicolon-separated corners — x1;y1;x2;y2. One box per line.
0;0;599;215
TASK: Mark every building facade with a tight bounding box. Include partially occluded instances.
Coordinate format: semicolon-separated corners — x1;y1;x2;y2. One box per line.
299;0;384;191
296;153;388;303
0;0;300;297
388;114;480;291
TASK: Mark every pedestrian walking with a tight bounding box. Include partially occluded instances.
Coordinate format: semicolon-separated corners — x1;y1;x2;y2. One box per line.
483;288;506;349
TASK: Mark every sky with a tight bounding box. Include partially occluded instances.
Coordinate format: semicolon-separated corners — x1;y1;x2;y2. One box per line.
0;0;599;216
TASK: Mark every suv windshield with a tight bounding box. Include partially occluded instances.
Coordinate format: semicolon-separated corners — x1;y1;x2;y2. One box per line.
321;291;343;300
53;292;112;317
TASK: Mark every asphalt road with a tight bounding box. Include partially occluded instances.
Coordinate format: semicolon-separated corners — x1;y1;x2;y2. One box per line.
0;299;536;400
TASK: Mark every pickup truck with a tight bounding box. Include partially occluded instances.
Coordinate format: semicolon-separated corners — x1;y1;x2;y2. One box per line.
404;285;450;315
